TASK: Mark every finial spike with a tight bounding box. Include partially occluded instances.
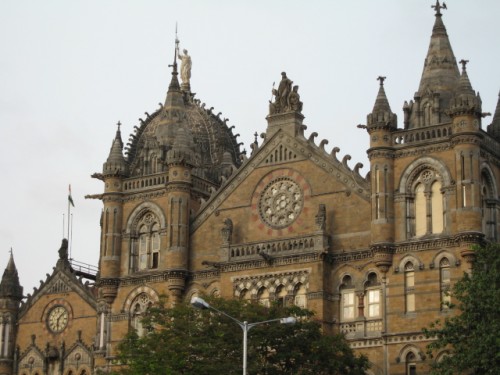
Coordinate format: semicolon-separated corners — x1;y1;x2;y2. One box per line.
459;59;469;72
431;0;447;16
117;121;121;130
377;76;386;86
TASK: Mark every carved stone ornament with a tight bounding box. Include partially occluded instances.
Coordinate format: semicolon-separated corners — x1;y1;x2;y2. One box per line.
258;177;303;228
269;72;303;115
220;218;233;245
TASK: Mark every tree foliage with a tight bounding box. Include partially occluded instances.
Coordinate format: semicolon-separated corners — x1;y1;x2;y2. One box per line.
424;243;500;374
113;297;368;375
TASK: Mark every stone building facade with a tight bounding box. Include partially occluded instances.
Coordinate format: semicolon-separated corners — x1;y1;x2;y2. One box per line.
2;3;499;374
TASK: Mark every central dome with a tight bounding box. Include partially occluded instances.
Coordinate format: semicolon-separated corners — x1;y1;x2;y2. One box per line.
124;68;242;184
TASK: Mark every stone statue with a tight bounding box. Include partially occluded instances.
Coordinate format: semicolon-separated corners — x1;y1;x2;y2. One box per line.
269;72;302;115
58;239;69;260
177;47;192;85
288;85;303;113
221;218;233;245
277;72;292;109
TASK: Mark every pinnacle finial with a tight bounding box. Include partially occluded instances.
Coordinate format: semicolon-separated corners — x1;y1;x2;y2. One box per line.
459;59;469;73
377;76;386;86
432;0;447;16
117;121;121;131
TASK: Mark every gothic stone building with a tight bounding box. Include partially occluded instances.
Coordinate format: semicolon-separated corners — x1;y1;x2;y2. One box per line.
1;4;499;375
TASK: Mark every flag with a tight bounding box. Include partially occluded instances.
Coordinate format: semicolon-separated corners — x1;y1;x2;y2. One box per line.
68;184;75;207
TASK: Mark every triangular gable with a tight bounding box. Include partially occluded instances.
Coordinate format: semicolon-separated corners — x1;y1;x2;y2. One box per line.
19;267;96;319
191;129;370;232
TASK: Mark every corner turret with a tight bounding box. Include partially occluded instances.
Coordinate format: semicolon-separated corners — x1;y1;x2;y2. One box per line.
103;122;129;177
0;251;23;375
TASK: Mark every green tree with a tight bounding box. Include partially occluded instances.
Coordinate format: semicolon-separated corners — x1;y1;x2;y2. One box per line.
424;243;500;374
113;297;368;375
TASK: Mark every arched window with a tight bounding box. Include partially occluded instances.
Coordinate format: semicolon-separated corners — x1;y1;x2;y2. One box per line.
340;275;355;321
406;352;417;375
275;285;287;307
407;169;445;238
440;258;451;309
131;213;161;272
365;273;381;318
481;170;497;241
130;293;153;337
293;283;307;308
240;289;251;301
257;287;270;307
405;262;415;313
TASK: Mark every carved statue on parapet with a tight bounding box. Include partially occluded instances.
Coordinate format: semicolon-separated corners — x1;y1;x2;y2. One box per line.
58;239;69;260
221;218;233;245
269;72;303;115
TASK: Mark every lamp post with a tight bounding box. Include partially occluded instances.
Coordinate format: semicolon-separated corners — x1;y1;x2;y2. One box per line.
191;296;296;375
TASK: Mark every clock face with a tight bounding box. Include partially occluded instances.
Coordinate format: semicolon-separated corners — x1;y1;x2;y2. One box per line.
47;306;69;333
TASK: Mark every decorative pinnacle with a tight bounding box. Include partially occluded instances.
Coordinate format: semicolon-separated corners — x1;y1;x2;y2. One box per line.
117;121;121;130
432;0;447;16
168;23;179;74
254;132;258;143
377;76;386;86
459;59;469;72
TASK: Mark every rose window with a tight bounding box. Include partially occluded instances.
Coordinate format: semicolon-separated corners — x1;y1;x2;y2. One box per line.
259;178;303;228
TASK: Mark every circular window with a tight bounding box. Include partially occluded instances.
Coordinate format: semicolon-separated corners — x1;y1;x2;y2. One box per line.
258;177;303;228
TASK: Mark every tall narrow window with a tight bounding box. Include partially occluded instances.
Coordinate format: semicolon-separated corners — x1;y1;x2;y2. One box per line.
138;225;148;270
340;275;355;321
293;283;307;308
481;171;497;241
258;287;270;307
365;273;381;318
440;258;451;309
405;262;415;313
406;352;417;375
151;224;160;269
431;182;444;233
275;285;287;307
415;184;426;236
130;293;153;337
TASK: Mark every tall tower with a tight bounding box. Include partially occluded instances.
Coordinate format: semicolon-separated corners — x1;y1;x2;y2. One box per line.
157;49;196;303
366;77;397;273
0;253;23;375
98;123;128;305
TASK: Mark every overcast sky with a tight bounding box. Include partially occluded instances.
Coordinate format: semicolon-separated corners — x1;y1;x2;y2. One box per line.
1;0;499;294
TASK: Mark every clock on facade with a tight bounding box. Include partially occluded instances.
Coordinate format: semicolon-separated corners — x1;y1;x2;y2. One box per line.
47;306;69;333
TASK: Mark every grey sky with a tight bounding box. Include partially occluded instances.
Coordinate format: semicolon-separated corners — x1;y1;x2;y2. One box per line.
1;0;499;293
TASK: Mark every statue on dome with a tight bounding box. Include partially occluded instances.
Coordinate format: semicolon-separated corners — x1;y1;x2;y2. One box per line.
177;46;192;85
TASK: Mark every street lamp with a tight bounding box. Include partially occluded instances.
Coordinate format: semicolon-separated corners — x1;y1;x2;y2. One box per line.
191;296;296;375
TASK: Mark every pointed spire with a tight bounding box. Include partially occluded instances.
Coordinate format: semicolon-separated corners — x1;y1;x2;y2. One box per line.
367;76;397;129
103;121;129;176
457;59;474;94
417;2;459;100
448;59;482;118
487;91;500;140
164;36;184;108
0;251;23;300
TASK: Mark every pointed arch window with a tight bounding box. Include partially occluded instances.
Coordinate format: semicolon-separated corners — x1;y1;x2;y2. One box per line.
130;213;161;273
406;352;417;375
130;293;153;337
365;273;381;318
293;283;307;308
481;171;497;241
257;287;270;307
275;285;287;307
340;275;356;321
407;169;445;238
